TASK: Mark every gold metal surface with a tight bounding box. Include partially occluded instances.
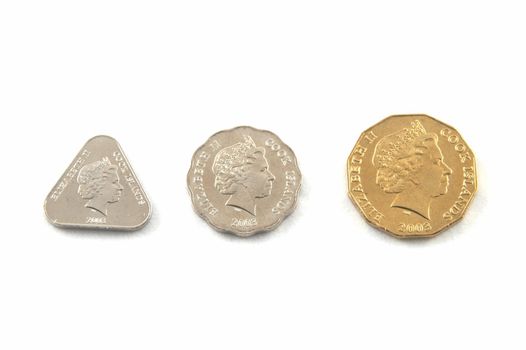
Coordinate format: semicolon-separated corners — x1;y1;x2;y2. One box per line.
347;114;477;238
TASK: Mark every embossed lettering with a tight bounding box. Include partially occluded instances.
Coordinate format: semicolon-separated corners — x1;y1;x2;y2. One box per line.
440;128;472;163
50;149;91;201
231;218;257;228
209;140;221;151
443;168;475;221
265;138;292;166
192;150;219;216
272;171;298;215
398;222;432;233
112;152;147;206
363;130;378;144
86;217;107;224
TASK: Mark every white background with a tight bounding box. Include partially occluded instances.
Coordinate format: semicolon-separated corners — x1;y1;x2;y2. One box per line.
0;1;524;349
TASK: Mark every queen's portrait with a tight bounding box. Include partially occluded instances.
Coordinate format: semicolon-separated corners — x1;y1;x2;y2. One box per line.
373;120;452;220
77;157;124;216
212;135;275;216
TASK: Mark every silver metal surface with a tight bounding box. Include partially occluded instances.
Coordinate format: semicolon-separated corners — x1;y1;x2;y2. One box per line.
188;126;301;237
44;135;152;231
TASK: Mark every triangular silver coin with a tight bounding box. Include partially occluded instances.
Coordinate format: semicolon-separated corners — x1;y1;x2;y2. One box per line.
44;135;152;231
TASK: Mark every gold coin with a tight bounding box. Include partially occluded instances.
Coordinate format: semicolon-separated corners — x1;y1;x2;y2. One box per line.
347;114;477;238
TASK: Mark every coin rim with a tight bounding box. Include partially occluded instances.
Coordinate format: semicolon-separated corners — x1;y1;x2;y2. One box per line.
187;125;302;237
347;114;478;238
43;135;153;231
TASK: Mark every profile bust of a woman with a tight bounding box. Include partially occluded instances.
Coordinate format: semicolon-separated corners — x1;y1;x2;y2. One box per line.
77;157;124;216
373;120;452;220
212;135;275;216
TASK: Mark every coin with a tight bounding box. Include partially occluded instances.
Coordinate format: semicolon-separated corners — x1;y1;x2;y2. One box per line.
188;126;301;237
347;115;477;238
44;135;152;231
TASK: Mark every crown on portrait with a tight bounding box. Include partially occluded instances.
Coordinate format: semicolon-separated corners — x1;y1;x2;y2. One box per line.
213;135;257;174
78;157;114;184
374;120;427;168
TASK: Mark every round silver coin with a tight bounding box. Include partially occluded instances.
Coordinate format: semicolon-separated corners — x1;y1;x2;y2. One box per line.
187;126;302;237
